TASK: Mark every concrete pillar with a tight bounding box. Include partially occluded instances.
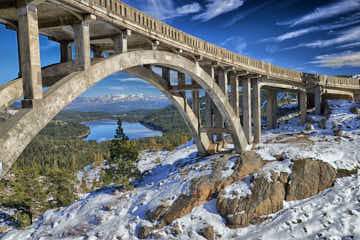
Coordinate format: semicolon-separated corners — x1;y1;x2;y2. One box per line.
299;91;307;124
230;74;239;116
204;65;215;129
73;21;91;69
242;78;252;143
192;89;200;119
162;67;171;89
314;86;322;115
178;71;186;89
17;3;43;108
266;89;277;129
216;68;228;128
60;41;72;63
113;29;131;53
252;78;261;144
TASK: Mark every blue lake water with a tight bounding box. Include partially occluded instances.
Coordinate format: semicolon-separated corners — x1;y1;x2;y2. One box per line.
83;120;162;142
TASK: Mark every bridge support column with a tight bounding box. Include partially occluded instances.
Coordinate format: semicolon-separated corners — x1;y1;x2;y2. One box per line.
203;65;215;142
252;78;261;144
17;3;43;108
113;29;131;53
266;89;277;129
192;89;200;119
242;78;252;143
60;41;72;63
162;67;171;87
73;21;91;69
214;68;228;142
299;91;307;124
315;86;322;115
230;73;239;116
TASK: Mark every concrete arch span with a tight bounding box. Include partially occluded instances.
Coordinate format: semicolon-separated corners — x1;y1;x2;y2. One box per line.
0;50;249;176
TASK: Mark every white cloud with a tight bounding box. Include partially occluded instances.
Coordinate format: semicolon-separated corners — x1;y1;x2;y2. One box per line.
224;0;274;27
193;0;245;22
176;3;202;15
337;42;360;49
221;37;247;53
311;51;360;68
285;25;360;50
133;0;201;20
265;14;360;42
283;0;360;27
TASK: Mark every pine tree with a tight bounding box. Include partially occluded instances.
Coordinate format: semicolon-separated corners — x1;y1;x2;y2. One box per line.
105;119;140;187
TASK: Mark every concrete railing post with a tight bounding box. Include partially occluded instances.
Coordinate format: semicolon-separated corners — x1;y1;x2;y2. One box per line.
17;3;43;108
73;21;91;70
242;77;252;143
252;78;261;144
266;88;277;129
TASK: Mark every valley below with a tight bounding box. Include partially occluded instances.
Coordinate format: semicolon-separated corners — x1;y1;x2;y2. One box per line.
1;100;360;239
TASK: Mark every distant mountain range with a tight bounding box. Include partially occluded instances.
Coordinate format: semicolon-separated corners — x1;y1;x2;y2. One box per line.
66;94;170;113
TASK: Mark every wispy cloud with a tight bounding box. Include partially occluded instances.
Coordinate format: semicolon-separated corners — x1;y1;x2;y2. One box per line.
221;37;247;54
193;0;245;22
285;25;360;50
128;0;201;20
337;42;360;49
280;0;360;27
264;15;360;42
311;51;360;68
224;0;274;27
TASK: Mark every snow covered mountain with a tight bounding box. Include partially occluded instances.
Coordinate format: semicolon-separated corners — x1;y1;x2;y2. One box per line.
66;94;170;113
2;100;360;240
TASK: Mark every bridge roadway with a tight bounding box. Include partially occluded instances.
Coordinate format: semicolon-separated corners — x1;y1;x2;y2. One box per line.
0;0;359;176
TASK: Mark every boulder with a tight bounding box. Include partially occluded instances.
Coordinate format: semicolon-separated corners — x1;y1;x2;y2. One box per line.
137;224;154;239
217;172;288;228
198;225;215;240
160;176;215;225
286;159;337;201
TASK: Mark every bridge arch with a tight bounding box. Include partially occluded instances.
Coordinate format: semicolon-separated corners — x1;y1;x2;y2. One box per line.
0;50;249;176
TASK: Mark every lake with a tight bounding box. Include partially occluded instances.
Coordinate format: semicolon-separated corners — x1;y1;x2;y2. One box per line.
83;120;162;142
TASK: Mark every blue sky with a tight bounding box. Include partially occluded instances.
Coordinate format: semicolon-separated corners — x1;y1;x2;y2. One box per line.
0;0;359;97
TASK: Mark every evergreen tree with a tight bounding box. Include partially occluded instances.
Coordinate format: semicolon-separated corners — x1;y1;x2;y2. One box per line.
104;119;140;187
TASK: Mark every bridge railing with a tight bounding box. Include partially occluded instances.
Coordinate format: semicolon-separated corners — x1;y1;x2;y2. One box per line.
320;76;360;89
80;0;357;87
83;0;302;82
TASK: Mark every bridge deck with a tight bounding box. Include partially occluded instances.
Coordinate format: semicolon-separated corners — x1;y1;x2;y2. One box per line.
0;0;358;89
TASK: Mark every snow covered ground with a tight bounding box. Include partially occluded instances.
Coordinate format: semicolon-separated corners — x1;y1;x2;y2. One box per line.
2;100;360;240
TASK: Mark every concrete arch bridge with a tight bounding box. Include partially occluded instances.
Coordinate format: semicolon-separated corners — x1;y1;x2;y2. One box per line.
0;0;359;176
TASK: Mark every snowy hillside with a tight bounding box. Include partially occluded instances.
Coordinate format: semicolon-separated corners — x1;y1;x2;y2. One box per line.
2;100;360;240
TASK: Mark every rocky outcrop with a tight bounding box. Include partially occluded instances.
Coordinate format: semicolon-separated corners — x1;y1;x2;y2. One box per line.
217;172;288;228
286;159;337;201
143;156;339;235
146;152;266;226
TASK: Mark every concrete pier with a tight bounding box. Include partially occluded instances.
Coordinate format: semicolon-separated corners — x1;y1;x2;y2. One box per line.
266;89;277;129
73;21;90;69
252;78;261;144
17;3;43;108
242;78;252;143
